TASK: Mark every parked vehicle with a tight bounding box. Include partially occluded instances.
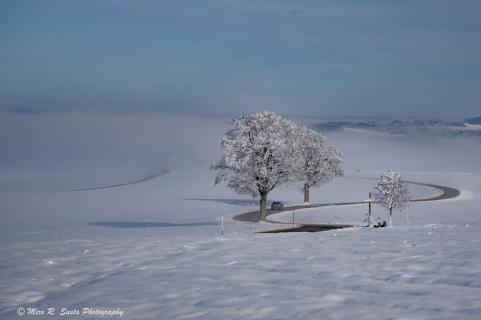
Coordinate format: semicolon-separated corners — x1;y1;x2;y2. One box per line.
270;201;284;210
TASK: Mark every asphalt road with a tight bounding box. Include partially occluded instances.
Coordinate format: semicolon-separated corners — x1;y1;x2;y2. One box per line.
233;180;461;229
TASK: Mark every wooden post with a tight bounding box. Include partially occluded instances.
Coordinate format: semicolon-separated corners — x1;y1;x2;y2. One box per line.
368;192;372;225
292;210;295;225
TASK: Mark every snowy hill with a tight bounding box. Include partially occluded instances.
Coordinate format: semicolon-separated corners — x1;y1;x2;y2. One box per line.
465;116;481;125
312;118;481;137
1;113;481;319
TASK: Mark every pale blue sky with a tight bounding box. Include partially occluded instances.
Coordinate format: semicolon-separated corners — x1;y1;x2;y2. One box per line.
1;0;480;118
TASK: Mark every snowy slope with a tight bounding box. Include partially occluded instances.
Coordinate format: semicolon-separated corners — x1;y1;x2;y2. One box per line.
1;114;481;319
1;168;480;319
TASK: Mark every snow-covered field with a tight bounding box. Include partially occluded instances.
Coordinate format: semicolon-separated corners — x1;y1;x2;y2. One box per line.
1;114;481;319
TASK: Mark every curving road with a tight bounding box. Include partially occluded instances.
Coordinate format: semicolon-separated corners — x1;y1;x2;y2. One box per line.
408;181;460;202
233;179;461;231
49;170;169;193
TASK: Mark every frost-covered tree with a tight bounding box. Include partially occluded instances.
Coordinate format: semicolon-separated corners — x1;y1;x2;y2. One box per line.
373;170;410;227
211;111;300;221
295;127;343;203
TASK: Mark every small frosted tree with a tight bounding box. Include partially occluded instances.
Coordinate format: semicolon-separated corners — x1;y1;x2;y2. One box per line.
295;127;343;203
373;170;409;227
211;111;300;221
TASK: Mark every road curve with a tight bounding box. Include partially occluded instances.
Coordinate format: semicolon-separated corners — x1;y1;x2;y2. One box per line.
49;170;169;193
233;180;461;224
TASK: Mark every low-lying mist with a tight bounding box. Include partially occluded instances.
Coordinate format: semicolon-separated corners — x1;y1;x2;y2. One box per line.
1;112;480;192
327;128;481;174
0;112;229;191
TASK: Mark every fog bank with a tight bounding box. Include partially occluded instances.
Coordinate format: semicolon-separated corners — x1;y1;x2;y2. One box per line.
1;112;480;192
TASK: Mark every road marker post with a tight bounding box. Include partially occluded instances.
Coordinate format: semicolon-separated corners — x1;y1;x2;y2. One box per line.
363;192;374;226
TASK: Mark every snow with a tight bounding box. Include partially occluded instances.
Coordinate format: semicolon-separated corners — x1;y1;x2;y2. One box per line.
295;126;342;187
1;114;481;319
1;168;481;319
449;124;481;131
212;111;301;198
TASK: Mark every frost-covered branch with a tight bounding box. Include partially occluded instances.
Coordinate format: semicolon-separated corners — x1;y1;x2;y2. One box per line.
373;170;409;227
211;111;300;221
294;126;343;203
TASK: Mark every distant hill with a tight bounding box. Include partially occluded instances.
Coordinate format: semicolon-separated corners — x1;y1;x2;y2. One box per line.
311;119;459;135
310;118;481;137
465;116;481;125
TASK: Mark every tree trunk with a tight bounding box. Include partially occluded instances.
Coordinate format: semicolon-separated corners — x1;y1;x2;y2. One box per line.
389;207;393;227
303;183;310;203
259;192;268;221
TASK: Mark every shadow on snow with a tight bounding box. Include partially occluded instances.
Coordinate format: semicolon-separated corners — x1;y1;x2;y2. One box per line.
183;198;272;207
89;221;218;228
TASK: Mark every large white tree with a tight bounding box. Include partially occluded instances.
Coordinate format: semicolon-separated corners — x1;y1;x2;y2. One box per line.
211;111;300;221
373;170;410;227
295;126;343;203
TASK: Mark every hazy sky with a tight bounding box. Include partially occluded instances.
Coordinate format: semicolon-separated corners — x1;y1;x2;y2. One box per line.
1;0;481;118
